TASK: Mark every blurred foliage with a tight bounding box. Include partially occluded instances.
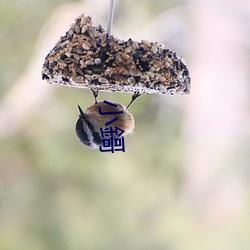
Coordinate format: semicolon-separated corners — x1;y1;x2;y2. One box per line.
0;0;71;97
0;1;188;249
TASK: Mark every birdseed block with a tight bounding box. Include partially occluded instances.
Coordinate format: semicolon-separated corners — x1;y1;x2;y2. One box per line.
42;14;190;95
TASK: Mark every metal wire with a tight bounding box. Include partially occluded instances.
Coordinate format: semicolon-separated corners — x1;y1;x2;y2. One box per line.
107;0;115;34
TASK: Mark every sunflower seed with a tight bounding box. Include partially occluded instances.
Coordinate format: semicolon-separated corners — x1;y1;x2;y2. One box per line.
98;77;109;84
140;75;149;81
65;52;72;58
57;59;67;66
147;72;154;78
85;60;94;65
82;43;90;50
128;77;135;84
118;39;125;45
75;24;80;34
141;40;150;47
80;26;86;34
63;58;75;64
59;40;69;47
72;53;80;60
129;68;142;77
72;76;84;83
74;66;83;75
151;45;158;54
92;74;101;79
132;41;139;50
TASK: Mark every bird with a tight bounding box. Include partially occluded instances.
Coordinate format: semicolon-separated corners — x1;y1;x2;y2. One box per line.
75;89;137;149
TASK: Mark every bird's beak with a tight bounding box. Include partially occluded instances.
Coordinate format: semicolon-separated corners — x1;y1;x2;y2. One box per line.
77;105;86;118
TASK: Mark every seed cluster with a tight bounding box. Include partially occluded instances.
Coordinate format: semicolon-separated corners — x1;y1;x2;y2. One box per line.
42;14;190;95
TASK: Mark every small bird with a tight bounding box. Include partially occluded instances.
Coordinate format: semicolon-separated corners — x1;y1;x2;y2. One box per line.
75;90;137;149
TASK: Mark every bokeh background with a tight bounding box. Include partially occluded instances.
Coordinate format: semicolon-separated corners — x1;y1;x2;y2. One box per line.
1;0;250;249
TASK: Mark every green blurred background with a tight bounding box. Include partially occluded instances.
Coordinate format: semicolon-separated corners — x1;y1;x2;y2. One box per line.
1;0;250;249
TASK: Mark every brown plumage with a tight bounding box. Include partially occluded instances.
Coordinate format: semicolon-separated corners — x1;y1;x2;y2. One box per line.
75;99;134;149
85;101;135;135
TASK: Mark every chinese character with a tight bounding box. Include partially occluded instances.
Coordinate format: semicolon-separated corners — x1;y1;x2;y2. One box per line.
100;126;124;138
99;136;125;153
99;100;126;153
